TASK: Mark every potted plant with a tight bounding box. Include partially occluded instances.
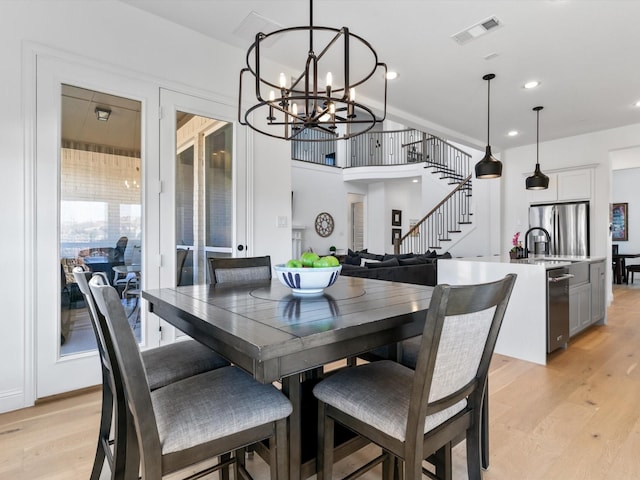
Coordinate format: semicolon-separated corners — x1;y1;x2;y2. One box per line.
509;232;522;259
329;245;337;256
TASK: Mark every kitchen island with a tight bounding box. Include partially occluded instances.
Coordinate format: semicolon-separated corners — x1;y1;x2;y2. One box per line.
438;254;606;365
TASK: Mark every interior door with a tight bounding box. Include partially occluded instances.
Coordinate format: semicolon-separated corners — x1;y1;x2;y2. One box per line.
157;89;249;343
35;55;159;397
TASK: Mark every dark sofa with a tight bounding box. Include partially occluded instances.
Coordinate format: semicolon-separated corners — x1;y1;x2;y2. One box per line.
339;250;451;287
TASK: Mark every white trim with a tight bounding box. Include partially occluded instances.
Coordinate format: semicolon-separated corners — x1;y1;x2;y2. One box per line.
19;40;38;411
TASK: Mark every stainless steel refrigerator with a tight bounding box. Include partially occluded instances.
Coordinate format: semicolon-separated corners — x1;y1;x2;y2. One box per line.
528;201;590;256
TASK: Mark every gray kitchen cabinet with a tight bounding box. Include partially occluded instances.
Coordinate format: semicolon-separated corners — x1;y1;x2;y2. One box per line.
569;282;591;337
590;260;606;324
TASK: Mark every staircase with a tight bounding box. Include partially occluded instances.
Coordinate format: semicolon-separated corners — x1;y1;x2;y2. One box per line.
291;128;474;253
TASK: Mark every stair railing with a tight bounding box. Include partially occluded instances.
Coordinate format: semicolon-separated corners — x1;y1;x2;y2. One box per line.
394;174;473;254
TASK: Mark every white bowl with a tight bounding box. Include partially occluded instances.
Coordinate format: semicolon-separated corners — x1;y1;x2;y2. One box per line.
274;264;342;295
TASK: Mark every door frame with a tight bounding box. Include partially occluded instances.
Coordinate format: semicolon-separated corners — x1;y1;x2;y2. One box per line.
32;52;160;398
158;88;251;344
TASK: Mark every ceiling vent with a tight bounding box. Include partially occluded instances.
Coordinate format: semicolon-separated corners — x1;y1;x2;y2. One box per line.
233;11;283;47
451;16;502;45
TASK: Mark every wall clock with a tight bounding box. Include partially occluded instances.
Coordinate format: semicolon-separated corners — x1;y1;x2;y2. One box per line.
315;212;334;237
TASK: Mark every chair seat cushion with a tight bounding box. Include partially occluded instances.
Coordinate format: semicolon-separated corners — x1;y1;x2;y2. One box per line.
152;366;292;455
142;339;230;390
313;360;466;441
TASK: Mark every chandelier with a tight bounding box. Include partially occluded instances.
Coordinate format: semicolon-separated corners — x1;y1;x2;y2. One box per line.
238;0;388;141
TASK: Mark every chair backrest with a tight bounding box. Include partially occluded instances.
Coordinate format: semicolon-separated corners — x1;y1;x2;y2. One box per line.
208;256;272;284
72;268;110;360
177;248;188;286
89;277;163;474
406;274;516;443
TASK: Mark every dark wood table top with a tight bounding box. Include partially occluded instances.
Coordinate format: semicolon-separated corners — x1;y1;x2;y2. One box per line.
143;276;434;383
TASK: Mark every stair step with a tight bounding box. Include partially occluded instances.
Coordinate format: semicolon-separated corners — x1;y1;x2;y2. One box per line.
448;230;462;233
428;246;443;250
439;238;452;242
459;221;472;224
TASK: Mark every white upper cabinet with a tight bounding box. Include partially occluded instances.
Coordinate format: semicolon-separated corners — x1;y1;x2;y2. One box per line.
557;169;592;201
527;168;593;203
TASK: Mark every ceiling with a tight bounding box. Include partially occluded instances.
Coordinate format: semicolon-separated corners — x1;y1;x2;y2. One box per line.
116;0;640;153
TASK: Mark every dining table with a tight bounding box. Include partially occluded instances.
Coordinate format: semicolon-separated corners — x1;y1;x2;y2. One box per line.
142;276;486;479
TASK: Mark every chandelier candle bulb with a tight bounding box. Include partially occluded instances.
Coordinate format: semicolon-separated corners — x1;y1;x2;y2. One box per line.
267;90;276;121
348;88;356;118
279;72;286;89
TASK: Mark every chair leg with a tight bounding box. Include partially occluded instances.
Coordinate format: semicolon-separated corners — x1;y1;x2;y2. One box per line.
433;444;452;480
220;453;231;480
90;378;112;480
381;453;396;480
317;401;334;480
120;409;141;480
275;418;289;480
466;425;483;480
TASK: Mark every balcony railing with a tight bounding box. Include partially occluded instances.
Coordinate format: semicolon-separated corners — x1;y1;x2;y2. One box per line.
292;128;474;253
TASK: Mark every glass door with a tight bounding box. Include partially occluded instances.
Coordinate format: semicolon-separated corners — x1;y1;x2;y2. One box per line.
158;89;249;342
59;85;143;355
35;55;159;397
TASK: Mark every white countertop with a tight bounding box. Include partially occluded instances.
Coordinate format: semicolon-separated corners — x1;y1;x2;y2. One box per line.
444;254;605;269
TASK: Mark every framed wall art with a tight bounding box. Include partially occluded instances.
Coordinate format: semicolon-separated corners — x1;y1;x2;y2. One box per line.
392;209;402;226
612;203;628;241
392;228;402;244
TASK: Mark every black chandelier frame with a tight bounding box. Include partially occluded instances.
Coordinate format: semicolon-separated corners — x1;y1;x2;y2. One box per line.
238;1;388;142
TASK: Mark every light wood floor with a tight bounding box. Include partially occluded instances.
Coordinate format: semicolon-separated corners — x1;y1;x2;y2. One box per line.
2;284;639;479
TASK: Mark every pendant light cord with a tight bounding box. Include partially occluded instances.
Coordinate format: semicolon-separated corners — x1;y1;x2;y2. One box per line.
486;77;491;145
309;0;314;51
536;108;539;165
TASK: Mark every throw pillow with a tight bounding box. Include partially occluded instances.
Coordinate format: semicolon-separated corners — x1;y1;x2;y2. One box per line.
399;257;423;266
344;254;361;265
360;252;385;261
366;257;400;269
383;252;414;261
360;258;381;267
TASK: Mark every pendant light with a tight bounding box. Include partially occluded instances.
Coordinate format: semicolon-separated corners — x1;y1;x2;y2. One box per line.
526;106;549;190
475;73;502;179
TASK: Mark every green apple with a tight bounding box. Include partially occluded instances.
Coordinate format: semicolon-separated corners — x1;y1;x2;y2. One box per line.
324;255;340;267
313;257;332;268
286;259;303;268
300;251;320;267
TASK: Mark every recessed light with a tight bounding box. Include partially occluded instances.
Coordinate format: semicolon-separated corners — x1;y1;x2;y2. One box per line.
412;178;419;183
507;130;519;137
524;81;540;89
386;71;399;80
635;100;640;107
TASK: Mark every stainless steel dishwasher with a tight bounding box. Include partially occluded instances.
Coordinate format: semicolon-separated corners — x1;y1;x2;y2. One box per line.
547;267;573;353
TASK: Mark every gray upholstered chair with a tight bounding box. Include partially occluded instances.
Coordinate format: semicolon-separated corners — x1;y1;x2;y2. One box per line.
208;255;271;284
89;277;292;480
73;269;230;480
313;274;516;480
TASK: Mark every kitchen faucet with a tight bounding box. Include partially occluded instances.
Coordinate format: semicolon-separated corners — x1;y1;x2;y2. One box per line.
524;227;551;257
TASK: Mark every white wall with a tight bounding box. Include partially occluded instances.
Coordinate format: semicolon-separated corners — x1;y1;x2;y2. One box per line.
0;0;291;412
291;161;367;255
